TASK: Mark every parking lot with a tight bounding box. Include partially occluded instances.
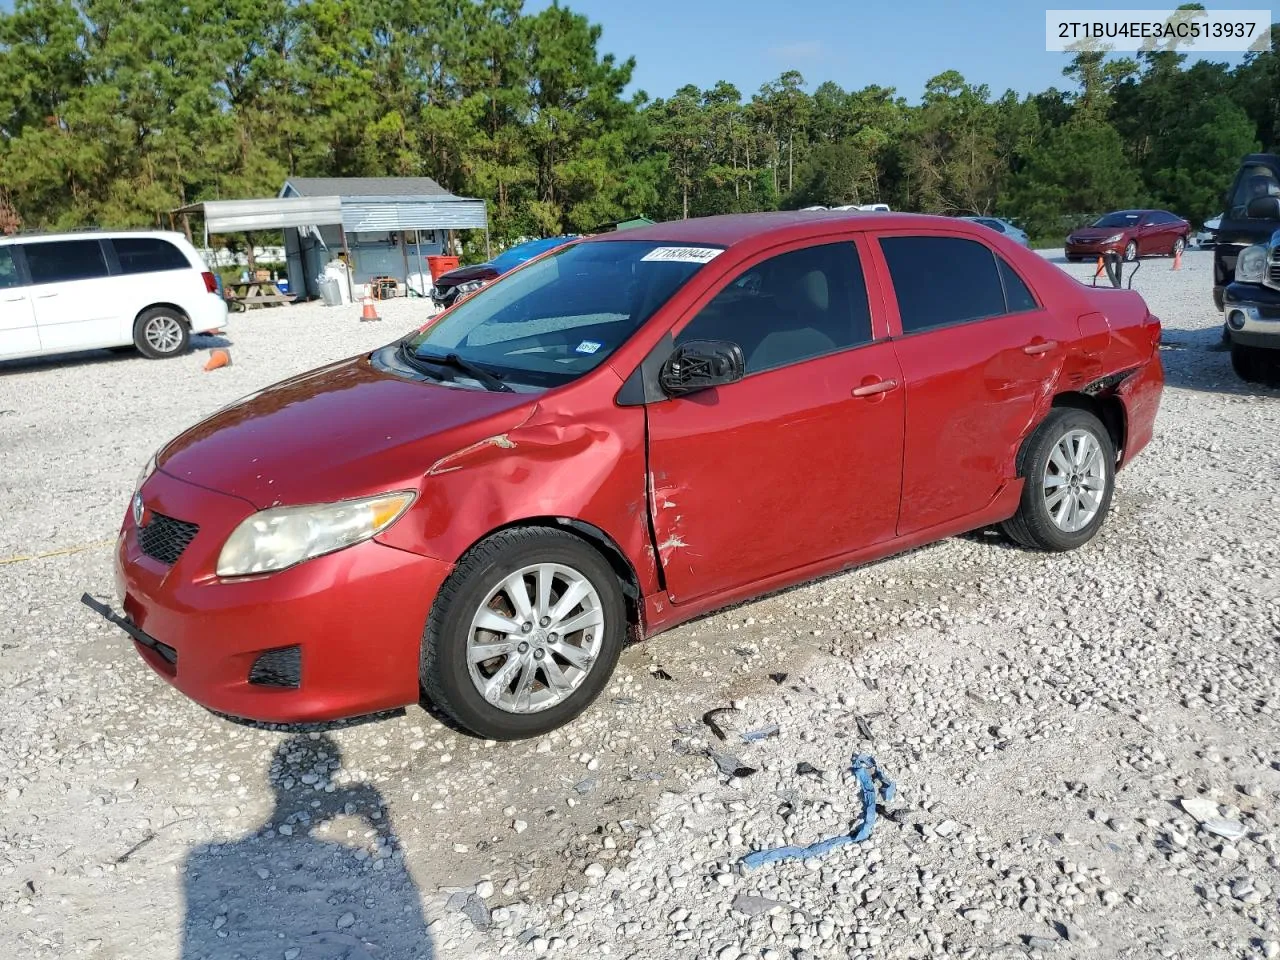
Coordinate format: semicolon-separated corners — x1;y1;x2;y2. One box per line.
2;249;1279;959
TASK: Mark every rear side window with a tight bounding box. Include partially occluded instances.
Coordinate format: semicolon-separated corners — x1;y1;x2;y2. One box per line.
998;258;1038;313
113;237;190;274
24;240;109;284
976;218;1004;232
879;236;1006;333
0;248;21;289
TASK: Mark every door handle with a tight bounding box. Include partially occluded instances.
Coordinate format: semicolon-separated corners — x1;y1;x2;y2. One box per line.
2;295;25;302
851;378;899;397
34;292;59;299
1022;340;1057;356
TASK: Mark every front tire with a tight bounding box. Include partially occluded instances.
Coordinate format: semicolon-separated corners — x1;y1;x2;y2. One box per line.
133;308;190;359
1172;235;1186;257
420;528;626;740
1231;343;1274;384
1123;240;1138;262
1002;408;1116;552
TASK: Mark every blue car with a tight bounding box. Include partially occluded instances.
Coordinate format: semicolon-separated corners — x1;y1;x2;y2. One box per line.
958;216;1031;247
431;236;579;308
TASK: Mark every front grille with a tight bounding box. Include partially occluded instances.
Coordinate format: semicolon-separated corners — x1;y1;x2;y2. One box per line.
137;512;199;565
1269;264;1280;284
249;646;302;688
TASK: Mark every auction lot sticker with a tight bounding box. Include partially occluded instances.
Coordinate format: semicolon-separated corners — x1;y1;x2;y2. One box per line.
640;246;724;264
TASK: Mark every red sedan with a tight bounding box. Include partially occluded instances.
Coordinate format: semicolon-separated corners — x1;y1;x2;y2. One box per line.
1065;209;1190;262
115;212;1164;740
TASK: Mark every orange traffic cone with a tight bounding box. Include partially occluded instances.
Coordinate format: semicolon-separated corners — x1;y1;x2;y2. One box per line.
1172;247;1182;271
203;348;231;371
360;296;381;322
1094;255;1105;277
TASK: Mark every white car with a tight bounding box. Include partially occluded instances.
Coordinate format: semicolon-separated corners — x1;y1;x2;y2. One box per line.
1194;213;1222;248
0;230;228;362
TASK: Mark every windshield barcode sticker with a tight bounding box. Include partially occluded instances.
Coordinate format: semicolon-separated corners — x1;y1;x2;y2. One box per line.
640;246;723;264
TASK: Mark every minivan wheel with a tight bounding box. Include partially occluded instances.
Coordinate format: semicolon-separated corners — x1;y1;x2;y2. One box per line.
421;528;625;740
1123;240;1138;262
134;308;190;359
1001;408;1116;552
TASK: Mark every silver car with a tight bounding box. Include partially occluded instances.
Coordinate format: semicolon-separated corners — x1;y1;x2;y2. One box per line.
958;216;1030;247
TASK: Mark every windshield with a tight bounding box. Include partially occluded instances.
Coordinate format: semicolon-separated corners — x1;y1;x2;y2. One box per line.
1092;212;1142;228
401;240;721;389
489;237;573;274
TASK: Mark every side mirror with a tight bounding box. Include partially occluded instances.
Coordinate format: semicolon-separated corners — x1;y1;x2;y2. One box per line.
1246;196;1280;221
659;339;745;397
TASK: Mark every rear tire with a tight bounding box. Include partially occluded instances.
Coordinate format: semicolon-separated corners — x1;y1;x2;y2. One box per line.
133;308;190;359
420;528;626;740
1001;408;1116;552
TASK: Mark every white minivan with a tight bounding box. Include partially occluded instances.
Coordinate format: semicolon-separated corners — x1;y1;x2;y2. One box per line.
0;231;228;362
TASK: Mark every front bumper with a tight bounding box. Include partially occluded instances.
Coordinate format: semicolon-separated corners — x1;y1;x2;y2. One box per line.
114;469;452;723
1223;282;1280;350
1065;240;1124;257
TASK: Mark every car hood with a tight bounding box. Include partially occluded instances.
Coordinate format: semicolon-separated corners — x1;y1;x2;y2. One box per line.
1070;227;1129;240
156;355;533;508
435;264;498;287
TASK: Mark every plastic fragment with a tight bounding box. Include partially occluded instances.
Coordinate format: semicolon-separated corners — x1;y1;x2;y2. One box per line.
769;673;788;685
795;762;824;778
652;667;674;681
703;707;737;741
741;723;780;743
740;753;896;870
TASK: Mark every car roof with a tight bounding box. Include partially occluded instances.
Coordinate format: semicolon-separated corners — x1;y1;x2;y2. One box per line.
0;229;190;246
583;211;964;250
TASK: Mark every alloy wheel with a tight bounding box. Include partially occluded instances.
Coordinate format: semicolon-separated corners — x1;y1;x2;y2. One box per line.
1043;429;1107;533
466;562;605;714
144;315;184;354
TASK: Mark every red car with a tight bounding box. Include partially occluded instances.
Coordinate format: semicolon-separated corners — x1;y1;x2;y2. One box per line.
115;213;1164;740
1065;209;1190;262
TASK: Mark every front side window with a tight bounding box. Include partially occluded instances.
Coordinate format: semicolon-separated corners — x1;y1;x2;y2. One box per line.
0;248;21;289
399;241;718;389
675;241;873;374
1231;164;1280;217
24;240;109;284
113;237;190;274
880;236;1006;333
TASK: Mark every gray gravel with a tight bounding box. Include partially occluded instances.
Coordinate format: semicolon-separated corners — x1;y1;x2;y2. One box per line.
2;249;1278;959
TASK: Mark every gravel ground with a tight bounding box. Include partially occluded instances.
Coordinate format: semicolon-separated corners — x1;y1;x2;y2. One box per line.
2;249;1278;960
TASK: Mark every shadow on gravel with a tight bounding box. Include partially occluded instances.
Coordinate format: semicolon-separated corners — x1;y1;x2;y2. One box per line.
0;334;232;375
181;733;433;960
1158;331;1280;395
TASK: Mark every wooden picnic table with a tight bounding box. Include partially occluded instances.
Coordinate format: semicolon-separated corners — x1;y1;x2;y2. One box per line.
225;281;296;311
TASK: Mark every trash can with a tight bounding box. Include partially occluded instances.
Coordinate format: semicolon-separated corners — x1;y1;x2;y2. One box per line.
426;255;460;281
318;275;341;307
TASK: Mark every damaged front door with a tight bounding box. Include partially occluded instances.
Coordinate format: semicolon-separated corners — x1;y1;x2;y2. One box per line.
643;239;905;606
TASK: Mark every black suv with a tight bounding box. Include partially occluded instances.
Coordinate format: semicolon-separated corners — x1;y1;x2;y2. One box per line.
1214;154;1280;382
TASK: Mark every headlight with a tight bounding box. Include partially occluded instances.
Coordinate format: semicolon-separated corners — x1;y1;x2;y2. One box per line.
455;280;486;295
132;451;158;524
216;491;415;577
1104;234;1123;243
135;451;158;494
1236;243;1269;283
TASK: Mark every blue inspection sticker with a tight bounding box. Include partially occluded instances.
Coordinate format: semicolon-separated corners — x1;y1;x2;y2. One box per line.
575;340;603;355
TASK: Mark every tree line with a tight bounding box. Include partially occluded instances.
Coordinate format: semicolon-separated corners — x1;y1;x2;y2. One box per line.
1;0;1277;245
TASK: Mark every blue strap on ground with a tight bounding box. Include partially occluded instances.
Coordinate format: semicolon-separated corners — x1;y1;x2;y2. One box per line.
740;753;896;870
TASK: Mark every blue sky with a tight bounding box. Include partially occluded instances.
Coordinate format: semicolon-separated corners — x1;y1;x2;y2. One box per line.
529;0;1255;102
0;0;1254;101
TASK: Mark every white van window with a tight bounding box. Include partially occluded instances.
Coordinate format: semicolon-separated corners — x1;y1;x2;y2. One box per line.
24;240;110;284
113;237;190;274
0;248;20;288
